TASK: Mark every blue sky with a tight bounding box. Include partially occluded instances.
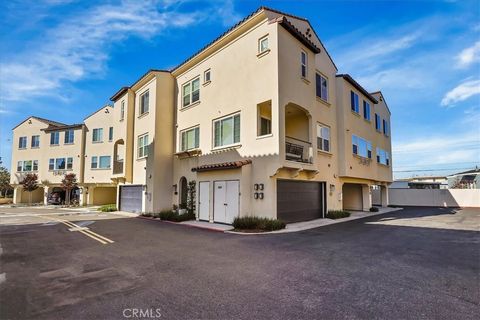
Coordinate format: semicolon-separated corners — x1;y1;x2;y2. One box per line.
1;0;479;178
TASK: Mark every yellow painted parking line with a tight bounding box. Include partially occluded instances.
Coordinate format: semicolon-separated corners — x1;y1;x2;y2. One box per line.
36;215;114;245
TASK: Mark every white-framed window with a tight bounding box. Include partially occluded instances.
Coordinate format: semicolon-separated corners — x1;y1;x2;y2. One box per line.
16;160;38;172
257;101;272;137
17;161;23;172
140;90;149;115
50;132;60;145
315;73;328;101
33;160;38;171
383;119;390;136
138;133;149;158
375;114;381;131
363;101;371;121
180;126;200;151
91;156;98;169
66;157;73;170
182;78;200;107
301;50;307;78
98;156;111;169
352;135;372;159
317;124;330;152
350;91;359;113
49;158;54;170
92;128;103;142
31;135;40;148
23;160;32;171
120;100;125;120
109;127;113;141
18;136;27;149
376;148;390;166
213;113;240;148
204;69;211;83
55;158;66;170
64;129;74;144
258;35;269;54
260;117;271;136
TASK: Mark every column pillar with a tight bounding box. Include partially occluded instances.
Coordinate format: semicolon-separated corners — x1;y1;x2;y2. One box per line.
87;186;95;206
362;184;372;212
13;186;21;204
381;185;389;207
43;186;49;205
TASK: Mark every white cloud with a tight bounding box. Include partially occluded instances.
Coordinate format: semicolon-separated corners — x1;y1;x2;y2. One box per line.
456;41;480;68
440;79;480;107
0;0;229;102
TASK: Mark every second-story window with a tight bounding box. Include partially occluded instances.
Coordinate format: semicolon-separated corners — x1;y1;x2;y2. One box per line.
375;114;381;131
363;101;371;121
376;148;390;166
48;157;72;170
138;134;149;158
214;113;240;148
92;128;103;142
301;50;307;78
383;119;390;136
120;100;125;120
50;132;59;145
317;124;330;152
31;135;40;148
109;127;113;141
182;78;200;108
140;90;149;115
204;69;211;83
350;91;359;113
18;136;27;149
315;73;328;101
180;127;200;151
258;35;269;54
352;135;372;159
64;129;74;144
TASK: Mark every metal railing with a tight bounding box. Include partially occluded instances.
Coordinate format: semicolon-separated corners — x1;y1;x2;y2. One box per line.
113;160;124;174
285;136;313;163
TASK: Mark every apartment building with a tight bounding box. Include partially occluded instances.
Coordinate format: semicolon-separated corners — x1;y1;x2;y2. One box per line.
11;7;393;224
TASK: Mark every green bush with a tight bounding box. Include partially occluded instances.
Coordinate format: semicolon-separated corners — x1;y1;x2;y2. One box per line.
157;210;195;222
326;210;351;219
369;207;379;212
232;217;286;231
141;212;152;217
98;204;117;212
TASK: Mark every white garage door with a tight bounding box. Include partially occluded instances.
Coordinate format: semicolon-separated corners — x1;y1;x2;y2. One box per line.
119;185;143;213
213;180;239;224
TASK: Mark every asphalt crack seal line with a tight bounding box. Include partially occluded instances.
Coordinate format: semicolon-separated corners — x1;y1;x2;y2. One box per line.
36;215;114;245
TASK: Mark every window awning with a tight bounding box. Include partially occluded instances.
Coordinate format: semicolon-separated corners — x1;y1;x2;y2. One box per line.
191;160;252;172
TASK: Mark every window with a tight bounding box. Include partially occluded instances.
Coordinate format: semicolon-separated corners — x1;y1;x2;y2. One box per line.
182;78;200;107
257;101;272;137
350;91;359;113
109;127;113;141
375;114;381;131
214;113;240;148
64;129;74;144
31;135;40;148
260;117;271;136
67;157;73;170
363;101;371;121
49;159;54;170
259;36;268;54
301;50;307;78
99;156;111;169
50;132;59;145
180;127;200;151
317;124;330;152
140;90;149;115
352;135;372;158
17;161;23;172
383;119;389;136
316;73;328;101
376;148;390;166
18;136;27;149
23;160;32;172
33;160;38;171
91;156;98;169
120;100;125;120
17;160;37;172
138;134;149;158
92;128;103;142
56;158;66;170
204;69;211;83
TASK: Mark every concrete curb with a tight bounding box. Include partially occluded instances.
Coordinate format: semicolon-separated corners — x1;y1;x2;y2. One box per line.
136;216;227;233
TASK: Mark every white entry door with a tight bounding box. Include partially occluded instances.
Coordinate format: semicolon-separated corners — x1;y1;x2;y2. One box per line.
198;182;210;221
214;180;239;224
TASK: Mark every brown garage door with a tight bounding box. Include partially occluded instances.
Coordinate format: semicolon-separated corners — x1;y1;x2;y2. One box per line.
277;180;326;223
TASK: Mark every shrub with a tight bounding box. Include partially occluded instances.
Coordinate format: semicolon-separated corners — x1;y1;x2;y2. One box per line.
141;212;152;217
369;207;379;212
158;210;195;222
326;210;351;219
99;204;117;212
232;217;286;231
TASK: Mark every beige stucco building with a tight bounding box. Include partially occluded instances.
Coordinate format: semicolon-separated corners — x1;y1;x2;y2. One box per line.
10;7;392;223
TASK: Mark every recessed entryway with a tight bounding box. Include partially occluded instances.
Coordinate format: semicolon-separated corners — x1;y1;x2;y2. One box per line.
342;183;363;210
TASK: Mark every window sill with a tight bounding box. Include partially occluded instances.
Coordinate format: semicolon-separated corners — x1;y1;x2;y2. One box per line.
181;100;201;111
203;81;211;87
377;162;390;168
31;146;40;149
137;156;148;161
257;49;270;58
256;133;273;140
18;147;27;150
91;168;111;170
316;97;330;106
317;149;332;156
351;111;361;117
50;144;59;147
48;169;73;172
301;77;310;85
138;112;149;120
353;154;372;161
92;141;103;144
211;143;241;152
364;119;371;123
64;142;74;145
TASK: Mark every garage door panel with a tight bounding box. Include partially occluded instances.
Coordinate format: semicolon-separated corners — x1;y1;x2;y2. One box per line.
120;185;142;213
277;180;325;223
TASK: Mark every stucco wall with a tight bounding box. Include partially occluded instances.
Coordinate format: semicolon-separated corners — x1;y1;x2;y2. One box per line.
389;189;480;207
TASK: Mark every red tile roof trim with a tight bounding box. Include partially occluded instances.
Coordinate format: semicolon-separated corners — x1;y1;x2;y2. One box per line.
192;160;252;172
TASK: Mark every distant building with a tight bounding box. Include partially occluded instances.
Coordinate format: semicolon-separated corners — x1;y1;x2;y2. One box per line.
390;176;448;189
447;168;480;189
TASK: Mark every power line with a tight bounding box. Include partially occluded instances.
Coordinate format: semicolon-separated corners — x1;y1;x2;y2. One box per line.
393;167;475;173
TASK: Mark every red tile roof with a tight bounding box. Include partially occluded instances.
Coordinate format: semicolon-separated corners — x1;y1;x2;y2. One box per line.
191;160;252;172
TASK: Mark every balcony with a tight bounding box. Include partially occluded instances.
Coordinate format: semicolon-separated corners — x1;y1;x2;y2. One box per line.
285;137;313;163
113;160;123;174
285;103;313;164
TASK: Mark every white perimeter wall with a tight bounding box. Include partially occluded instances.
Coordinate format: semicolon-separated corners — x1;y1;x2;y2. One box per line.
389;189;480;208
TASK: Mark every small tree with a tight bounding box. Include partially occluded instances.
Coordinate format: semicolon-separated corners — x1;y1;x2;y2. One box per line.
186;180;196;215
20;173;39;205
0;167;12;198
61;173;78;206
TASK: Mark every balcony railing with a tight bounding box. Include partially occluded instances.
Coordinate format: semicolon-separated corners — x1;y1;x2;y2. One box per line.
285;136;313;163
113;160;124;174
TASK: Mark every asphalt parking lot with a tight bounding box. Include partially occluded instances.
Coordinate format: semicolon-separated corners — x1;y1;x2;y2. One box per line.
0;207;479;319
